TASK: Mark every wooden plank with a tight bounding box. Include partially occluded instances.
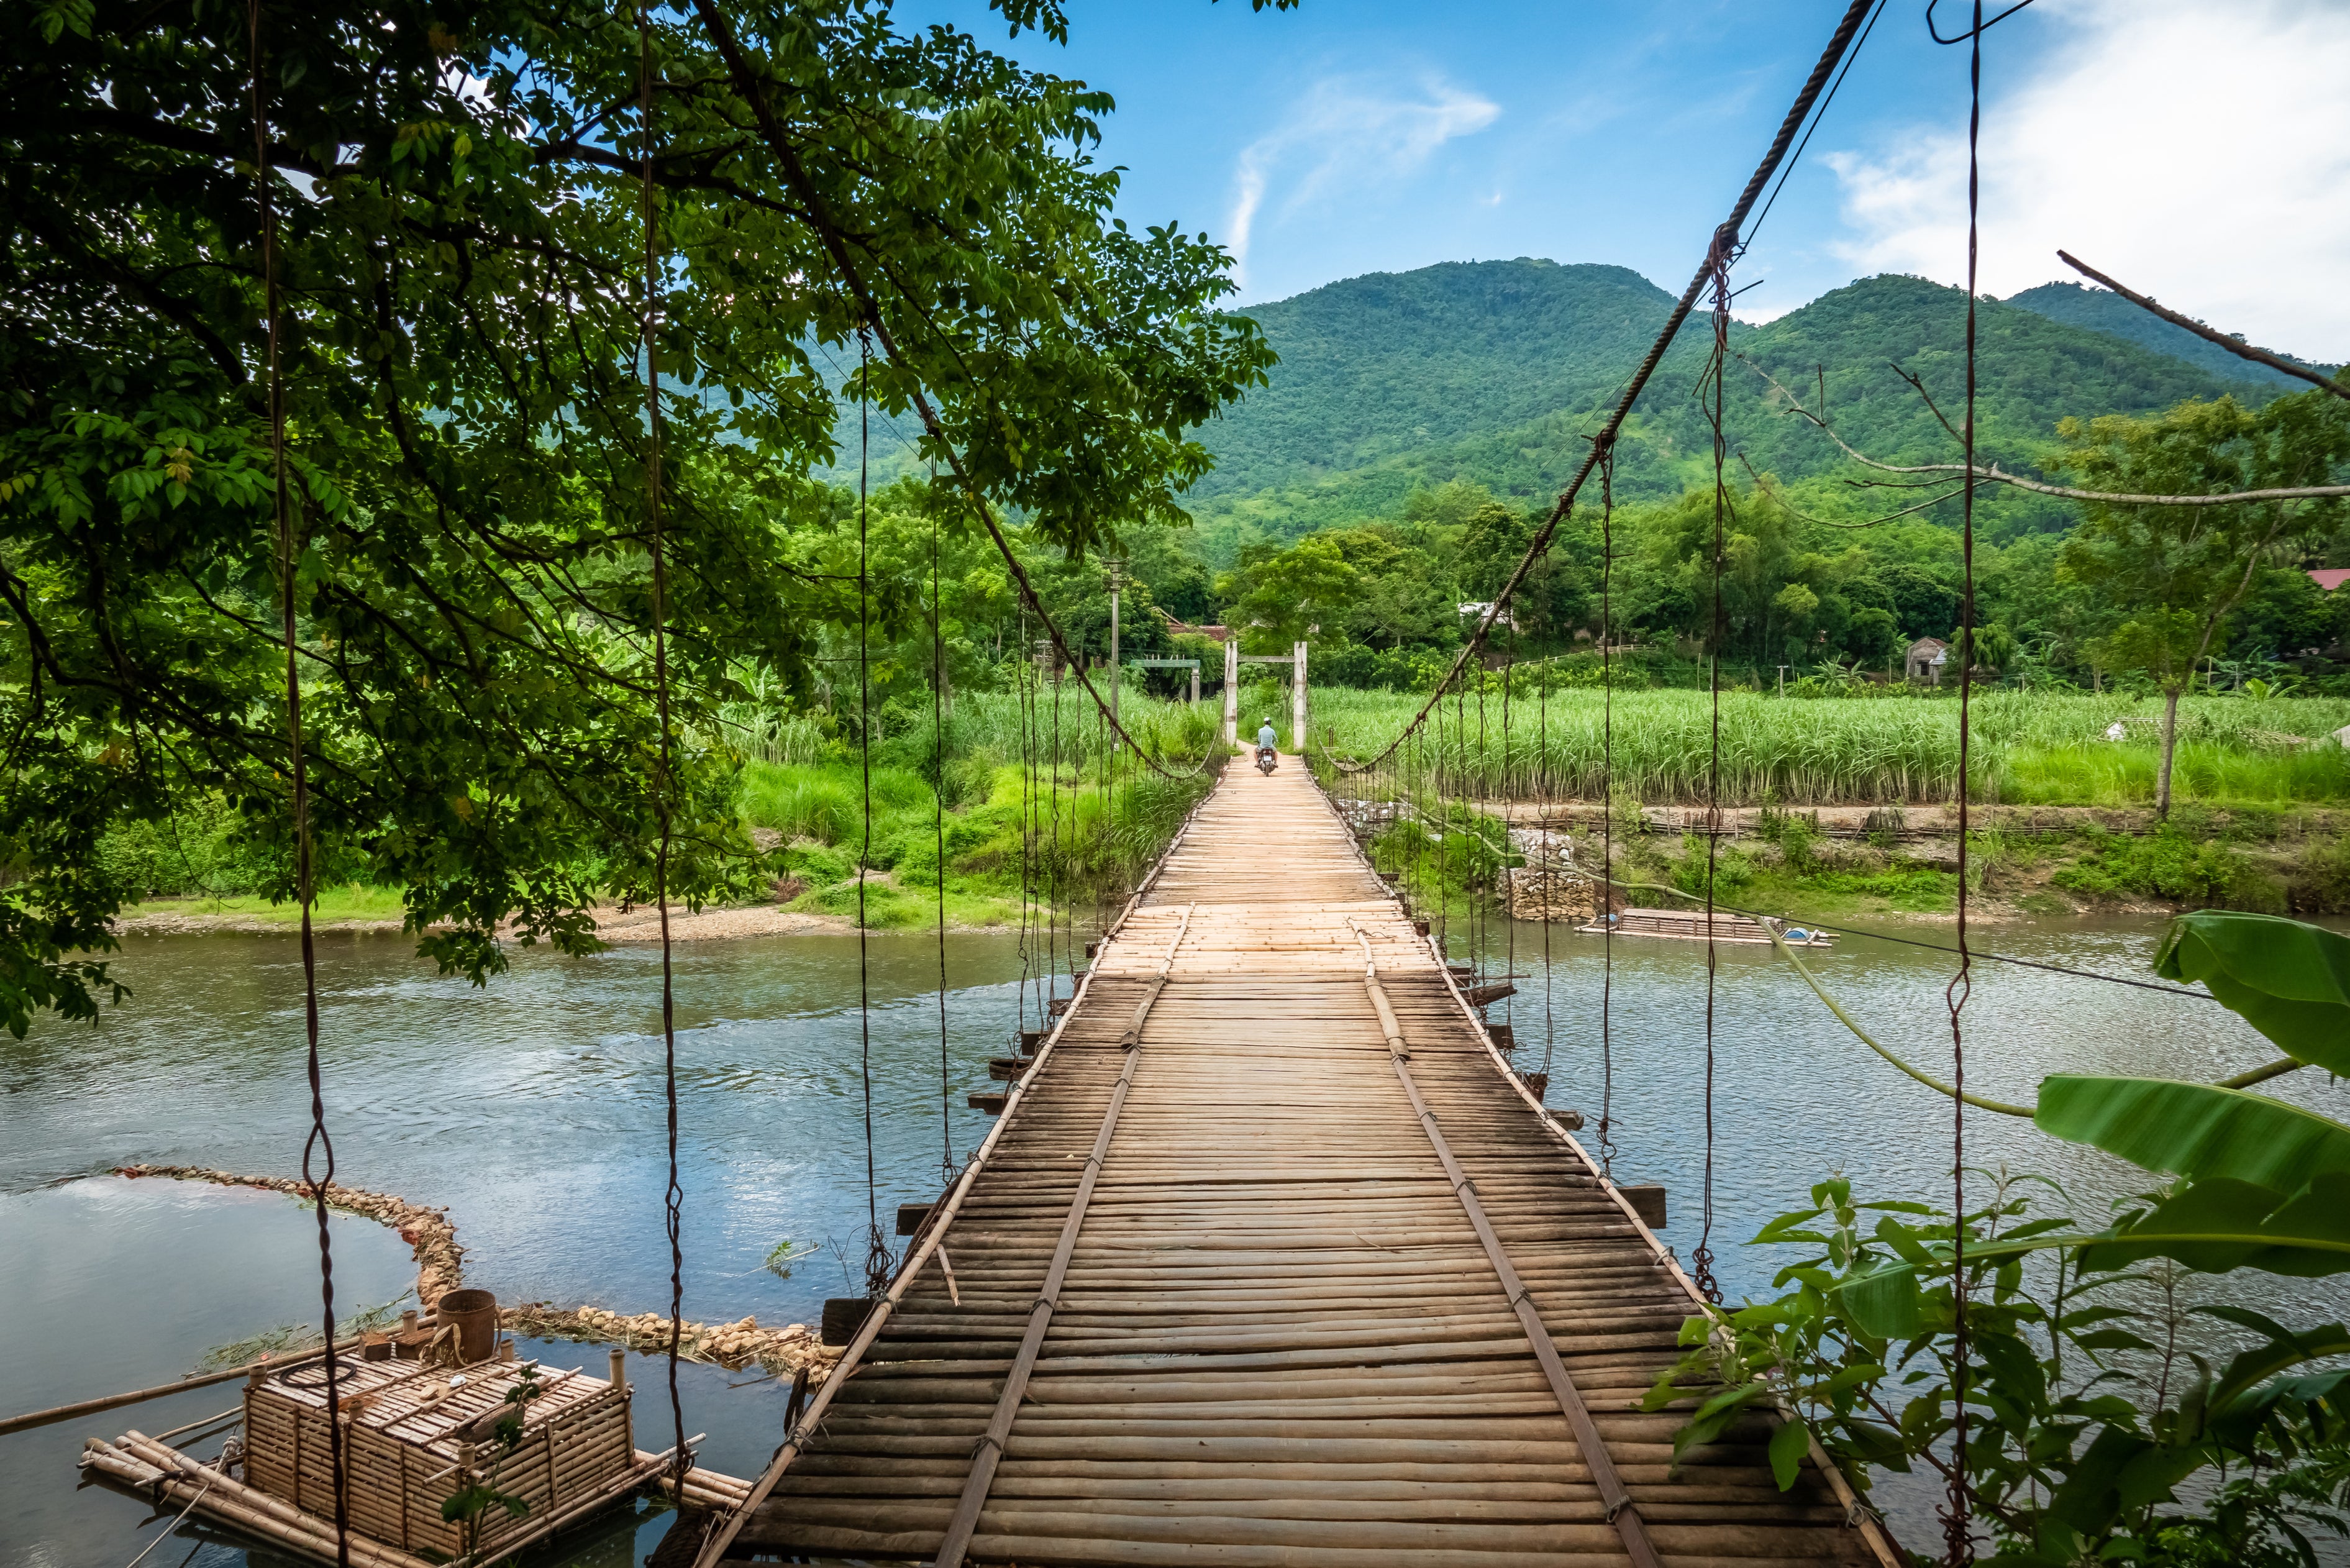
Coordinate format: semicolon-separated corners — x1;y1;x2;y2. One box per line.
721;765;1900;1568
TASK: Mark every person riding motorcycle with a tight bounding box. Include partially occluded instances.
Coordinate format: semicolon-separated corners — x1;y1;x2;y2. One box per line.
1255;718;1278;774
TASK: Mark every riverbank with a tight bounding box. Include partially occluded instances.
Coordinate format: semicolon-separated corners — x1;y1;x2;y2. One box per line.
112;883;1014;940
1362;795;2350;924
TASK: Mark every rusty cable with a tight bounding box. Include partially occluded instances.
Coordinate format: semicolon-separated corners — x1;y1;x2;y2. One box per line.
1942;4;1984;1561
251;4;348;1559
637;7;691;1495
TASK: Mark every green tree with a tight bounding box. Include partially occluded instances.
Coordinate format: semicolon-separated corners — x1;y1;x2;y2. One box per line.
2057;392;2350;817
1220;535;1359;651
0;0;1269;1029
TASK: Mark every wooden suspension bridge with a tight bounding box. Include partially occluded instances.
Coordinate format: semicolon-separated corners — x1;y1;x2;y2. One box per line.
700;760;1902;1568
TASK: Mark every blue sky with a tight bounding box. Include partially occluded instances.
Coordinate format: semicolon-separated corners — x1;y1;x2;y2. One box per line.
911;0;2350;359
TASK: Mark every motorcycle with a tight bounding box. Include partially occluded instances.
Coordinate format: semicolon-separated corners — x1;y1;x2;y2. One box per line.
1255;745;1278;775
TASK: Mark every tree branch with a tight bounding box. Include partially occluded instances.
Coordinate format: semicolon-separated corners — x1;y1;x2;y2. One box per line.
2059;250;2350;405
1742;357;2350;507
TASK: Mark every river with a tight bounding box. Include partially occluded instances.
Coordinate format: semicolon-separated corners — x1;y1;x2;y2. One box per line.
4;913;2343;1566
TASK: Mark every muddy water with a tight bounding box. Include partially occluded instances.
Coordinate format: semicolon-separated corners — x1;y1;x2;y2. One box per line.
3;914;2344;1566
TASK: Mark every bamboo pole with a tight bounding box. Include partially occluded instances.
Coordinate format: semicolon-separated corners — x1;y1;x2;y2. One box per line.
1;1336;363;1438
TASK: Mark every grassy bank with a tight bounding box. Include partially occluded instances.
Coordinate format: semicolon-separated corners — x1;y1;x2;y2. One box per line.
1350;789;2350;924
1309;686;2350;808
737;688;1226;929
119;885;413;928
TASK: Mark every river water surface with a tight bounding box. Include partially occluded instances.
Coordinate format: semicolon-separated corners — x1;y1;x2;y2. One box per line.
4;913;2343;1566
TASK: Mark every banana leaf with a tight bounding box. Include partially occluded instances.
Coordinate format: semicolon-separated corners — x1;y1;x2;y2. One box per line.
2077;1171;2350;1277
2155;911;2350;1075
2034;1077;2350;1189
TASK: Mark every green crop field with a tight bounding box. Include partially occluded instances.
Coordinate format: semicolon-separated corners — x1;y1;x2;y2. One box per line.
1303;686;2350;807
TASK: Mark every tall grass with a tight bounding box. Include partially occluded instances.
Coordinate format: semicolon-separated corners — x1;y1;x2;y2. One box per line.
734;678;1227;925
1309;686;2350;806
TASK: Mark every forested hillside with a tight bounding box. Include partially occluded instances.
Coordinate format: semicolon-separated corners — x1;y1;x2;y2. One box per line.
1186;260;2285;552
2006;280;2341;390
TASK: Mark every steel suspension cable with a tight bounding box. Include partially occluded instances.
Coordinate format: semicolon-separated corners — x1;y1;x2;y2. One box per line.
1944;4;1985;1560
1326;0;1878;776
250;6;347;1557
1018;614;1036;1035
856;331;890;1301
932;491;954;1182
636;8;690;1490
1537;665;1556;1087
1597;443;1617;1175
1693;240;1733;1308
1501;645;1516;1038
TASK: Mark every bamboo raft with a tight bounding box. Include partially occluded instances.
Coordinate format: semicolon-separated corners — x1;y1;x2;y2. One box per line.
1580;906;1837;947
79;1339;737;1566
713;763;1898;1566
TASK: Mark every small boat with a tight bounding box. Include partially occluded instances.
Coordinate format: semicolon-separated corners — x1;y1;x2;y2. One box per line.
1577;907;1835;946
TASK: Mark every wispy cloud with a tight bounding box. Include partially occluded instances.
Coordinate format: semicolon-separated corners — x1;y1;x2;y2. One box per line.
1227;75;1500;288
1823;0;2350;359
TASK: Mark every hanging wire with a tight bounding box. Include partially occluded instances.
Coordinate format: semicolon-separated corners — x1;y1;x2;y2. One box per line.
1501;641;1516;1038
855;329;890;1300
1475;655;1490;981
1537;655;1556;1090
1928;0;2036;43
1049;660;1065;1004
250;6;347;1557
931;482;954;1182
1017;612;1035;1037
1596;440;1618;1177
1692;235;1734;1307
1434;693;1449;955
635;7;690;1488
1944;4;1985;1559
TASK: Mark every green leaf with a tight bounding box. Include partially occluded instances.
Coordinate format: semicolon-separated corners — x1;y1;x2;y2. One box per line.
2047;1424;2152;1535
1833;1262;1923;1340
1766;1414;1811;1491
2035;1077;2350;1190
2155;912;2350;1074
1872;1215;1936;1265
2080;1172;2350;1277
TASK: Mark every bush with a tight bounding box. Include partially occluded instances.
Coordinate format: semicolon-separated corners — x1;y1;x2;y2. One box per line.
2052;826;2284;910
2287;834;2350;913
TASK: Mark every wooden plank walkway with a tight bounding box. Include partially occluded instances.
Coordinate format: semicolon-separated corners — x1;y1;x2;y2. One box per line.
725;762;1899;1567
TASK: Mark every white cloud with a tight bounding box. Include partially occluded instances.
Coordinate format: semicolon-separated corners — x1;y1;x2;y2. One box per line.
1824;0;2350;360
1227;75;1500;288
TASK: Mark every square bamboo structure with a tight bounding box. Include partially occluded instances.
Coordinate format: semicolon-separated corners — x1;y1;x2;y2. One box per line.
243;1356;633;1559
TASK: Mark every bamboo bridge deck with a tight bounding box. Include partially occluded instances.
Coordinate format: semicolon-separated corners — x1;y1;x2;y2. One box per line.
729;762;1897;1567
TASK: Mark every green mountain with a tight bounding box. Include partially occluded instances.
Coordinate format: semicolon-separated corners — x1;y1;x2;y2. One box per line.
2004;280;2339;390
1185;260;2292;554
